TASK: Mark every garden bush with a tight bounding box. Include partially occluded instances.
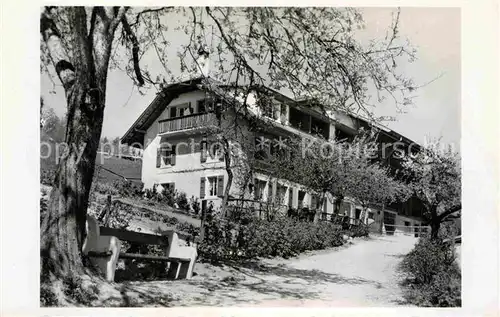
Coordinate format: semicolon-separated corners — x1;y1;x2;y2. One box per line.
399;235;461;307
40;169;56;186
93;181;119;196
174;191;190;210
158;186;175;207
190;196;201;215
112;179;143;198
198;209;345;263
349;224;369;238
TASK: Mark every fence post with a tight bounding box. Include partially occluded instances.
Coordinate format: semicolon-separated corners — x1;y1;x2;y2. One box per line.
103;195;113;226
379;204;385;234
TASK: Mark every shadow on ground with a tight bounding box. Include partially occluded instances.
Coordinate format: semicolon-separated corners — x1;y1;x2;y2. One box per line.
232;260;383;287
98;256;387;306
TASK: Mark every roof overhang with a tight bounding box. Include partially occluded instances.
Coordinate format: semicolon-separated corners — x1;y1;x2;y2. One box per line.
121;77;207;147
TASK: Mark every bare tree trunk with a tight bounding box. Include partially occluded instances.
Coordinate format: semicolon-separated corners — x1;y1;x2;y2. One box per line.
430;220;441;240
429;206;440;240
40;7;125;278
221;138;233;217
315;192;326;222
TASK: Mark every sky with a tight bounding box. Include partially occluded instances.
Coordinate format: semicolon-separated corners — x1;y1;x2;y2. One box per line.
41;7;461;151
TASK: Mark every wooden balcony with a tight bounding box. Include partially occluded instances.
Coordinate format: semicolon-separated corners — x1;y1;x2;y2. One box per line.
158;113;216;134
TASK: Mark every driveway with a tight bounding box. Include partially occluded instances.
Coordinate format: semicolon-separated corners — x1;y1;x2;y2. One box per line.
97;235;418;307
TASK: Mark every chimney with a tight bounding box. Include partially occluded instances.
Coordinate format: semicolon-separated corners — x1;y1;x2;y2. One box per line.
196;37;210;78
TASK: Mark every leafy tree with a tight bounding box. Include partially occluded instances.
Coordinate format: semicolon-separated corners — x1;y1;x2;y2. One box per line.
40;6;417;284
41;105;66;143
269;130;409;222
402;142;461;239
349;162;410;222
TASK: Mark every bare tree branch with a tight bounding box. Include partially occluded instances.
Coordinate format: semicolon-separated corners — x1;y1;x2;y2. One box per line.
40;7;75;89
121;13;145;86
131;7;174;27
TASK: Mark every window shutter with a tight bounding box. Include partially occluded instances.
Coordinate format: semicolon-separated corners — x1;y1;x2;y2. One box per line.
288;188;293;207
219;144;225;162
200;139;207;163
217;175;224;197
156;148;161;168
171;144;176;166
200;177;206;198
267;183;272;201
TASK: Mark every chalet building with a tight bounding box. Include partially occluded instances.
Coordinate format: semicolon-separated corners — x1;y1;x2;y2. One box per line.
122;76;426;235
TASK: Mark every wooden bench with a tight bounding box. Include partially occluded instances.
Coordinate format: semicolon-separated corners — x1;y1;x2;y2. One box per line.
82;215;197;282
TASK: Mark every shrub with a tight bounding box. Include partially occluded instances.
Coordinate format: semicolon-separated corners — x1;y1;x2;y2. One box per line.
105;202;134;229
175;191;190;210
198;208;345;263
349;224;369;238
93;181;119;196
190;196;201;215
175;221;199;236
157;186;175;207
40;283;58;306
112;179;143;198
399;236;461;307
40;169;56;186
62;275;99;306
144;184;158;200
40;197;48;225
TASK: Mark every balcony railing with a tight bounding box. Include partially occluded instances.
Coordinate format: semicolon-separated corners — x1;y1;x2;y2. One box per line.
158;112;216;134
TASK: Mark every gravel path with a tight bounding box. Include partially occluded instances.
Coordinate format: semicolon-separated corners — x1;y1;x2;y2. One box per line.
98;235;418;307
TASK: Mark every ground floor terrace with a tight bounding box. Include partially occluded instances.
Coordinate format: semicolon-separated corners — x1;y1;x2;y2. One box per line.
146;165;428;237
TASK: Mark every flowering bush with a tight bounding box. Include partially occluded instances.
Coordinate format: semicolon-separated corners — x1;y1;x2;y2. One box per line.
199;210;345;262
190;196;201;215
175;191;190;210
399;234;461;307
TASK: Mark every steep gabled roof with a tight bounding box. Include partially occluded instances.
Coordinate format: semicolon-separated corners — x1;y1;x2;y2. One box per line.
121;77;209;146
122;76;421;152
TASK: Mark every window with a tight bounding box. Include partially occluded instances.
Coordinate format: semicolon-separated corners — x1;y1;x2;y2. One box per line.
160;144;176;167
298;190;306;209
254;136;271;160
260;98;273;118
206;176;224;197
210;142;223;160
201;139;224;162
311;195;320;210
272;103;280;120
169;103;192;119
254;179;267;200
368;212;374;219
280;103;287;122
335;128;352;141
288;187;294;207
208;177;218;197
276;184;287;204
340;202;351;215
311;117;329;139
289;107;310;133
355;208;362;219
197;99;207;113
404;221;410;227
